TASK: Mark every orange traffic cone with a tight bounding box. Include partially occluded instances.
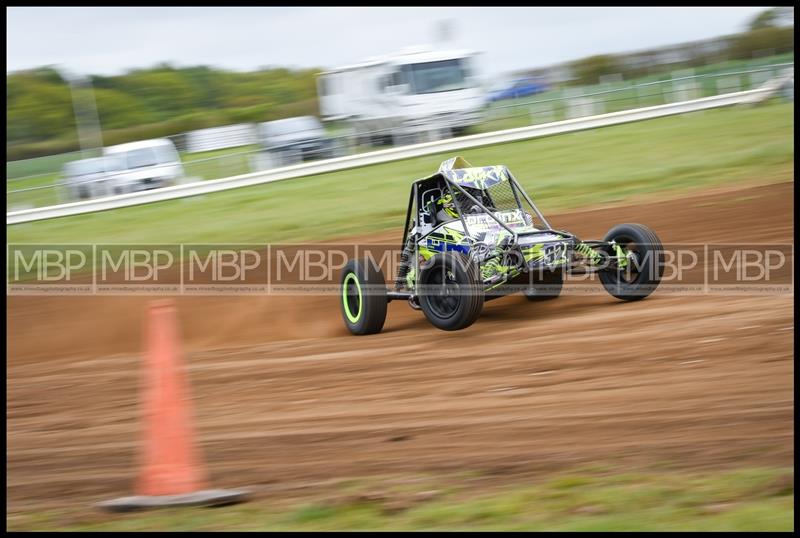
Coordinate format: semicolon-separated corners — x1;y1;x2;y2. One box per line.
97;300;248;512
137;299;207;496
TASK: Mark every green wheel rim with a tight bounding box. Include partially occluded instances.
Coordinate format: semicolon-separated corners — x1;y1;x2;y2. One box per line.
343;273;362;324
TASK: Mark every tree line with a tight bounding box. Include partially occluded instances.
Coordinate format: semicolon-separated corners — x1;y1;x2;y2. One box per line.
568;25;793;86
6;8;794;161
7;64;321;160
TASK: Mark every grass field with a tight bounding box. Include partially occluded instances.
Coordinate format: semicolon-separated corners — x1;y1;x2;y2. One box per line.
6;149;98;180
6;466;793;531
7;101;794;248
6;146;264;211
6;172;63;210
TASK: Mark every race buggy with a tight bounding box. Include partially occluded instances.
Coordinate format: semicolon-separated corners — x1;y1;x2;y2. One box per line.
340;156;664;334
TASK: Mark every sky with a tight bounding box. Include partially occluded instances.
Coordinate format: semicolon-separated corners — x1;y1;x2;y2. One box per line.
7;7;774;78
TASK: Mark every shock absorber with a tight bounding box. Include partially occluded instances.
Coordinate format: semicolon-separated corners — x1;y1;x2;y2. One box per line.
481;255;503;281
480;238;514;284
575;242;601;264
396;245;412;288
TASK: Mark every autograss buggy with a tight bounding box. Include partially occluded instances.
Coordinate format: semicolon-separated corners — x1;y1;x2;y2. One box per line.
340;156;663;334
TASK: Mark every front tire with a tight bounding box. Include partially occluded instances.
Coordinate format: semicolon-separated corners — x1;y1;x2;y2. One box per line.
599;223;663;301
340;259;388;335
418;252;484;331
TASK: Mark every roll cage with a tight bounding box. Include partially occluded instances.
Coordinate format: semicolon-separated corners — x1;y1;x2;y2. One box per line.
398;157;576;255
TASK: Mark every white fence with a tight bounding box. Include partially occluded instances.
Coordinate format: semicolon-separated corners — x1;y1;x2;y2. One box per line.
6;81;785;226
185;123;258;153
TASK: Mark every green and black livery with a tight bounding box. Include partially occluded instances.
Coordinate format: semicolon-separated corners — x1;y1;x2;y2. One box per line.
340;156;663;334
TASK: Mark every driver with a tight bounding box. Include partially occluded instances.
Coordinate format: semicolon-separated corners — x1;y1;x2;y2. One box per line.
434;192;482;222
435;193;459;222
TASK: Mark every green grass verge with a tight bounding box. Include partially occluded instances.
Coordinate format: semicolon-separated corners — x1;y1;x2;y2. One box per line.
6;172;62;210
6;467;793;531
6;146;262;210
180;145;260;182
6;149;98;180
7;101;793;248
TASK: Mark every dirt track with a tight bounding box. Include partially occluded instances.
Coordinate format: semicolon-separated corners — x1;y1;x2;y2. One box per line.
7;182;794;513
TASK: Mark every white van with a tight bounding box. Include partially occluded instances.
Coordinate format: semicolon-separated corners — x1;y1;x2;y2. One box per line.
61;155;126;201
103;138;184;194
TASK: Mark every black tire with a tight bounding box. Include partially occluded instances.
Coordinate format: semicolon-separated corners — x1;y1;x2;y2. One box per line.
418;252;484;331
599;223;663;301
524;269;564;301
368;134;391;147
340;259;388;335
451;126;469;137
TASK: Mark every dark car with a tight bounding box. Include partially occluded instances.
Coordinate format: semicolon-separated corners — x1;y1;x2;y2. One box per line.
258;116;340;167
488;77;549;102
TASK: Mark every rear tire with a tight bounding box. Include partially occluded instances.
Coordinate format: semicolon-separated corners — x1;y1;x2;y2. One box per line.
599;223;663;301
418;252;484;331
340;259;388;335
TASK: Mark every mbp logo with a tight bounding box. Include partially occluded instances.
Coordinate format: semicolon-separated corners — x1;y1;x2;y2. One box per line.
8;245;92;293
183;245;268;293
96;245;180;293
100;249;174;281
10;247;87;281
712;248;788;282
707;244;793;294
188;250;260;281
269;244;356;294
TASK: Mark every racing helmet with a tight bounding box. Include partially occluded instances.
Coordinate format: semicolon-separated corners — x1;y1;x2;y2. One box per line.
436;193;459;220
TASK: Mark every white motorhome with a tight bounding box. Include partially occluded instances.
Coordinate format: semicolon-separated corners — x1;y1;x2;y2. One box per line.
317;47;485;144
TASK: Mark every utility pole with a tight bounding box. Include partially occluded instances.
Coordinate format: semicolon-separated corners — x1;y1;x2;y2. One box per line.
61;68;104;158
436;19;455;46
